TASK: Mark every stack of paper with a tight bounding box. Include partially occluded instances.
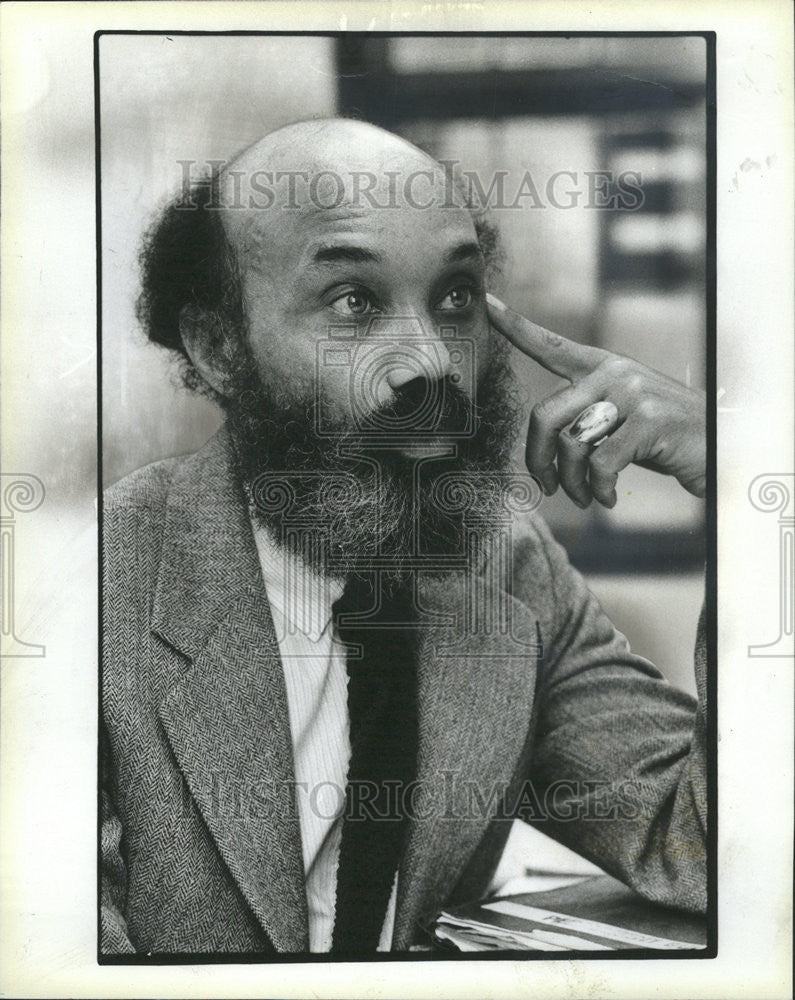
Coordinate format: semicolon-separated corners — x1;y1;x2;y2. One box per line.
434;875;706;952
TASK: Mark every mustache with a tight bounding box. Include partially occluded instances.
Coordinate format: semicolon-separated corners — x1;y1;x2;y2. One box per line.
356;376;475;436
225;336;518;472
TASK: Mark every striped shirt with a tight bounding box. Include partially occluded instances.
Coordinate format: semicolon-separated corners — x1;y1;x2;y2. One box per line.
252;524;398;952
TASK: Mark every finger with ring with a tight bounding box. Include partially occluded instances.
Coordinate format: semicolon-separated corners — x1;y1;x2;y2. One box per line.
569;401;620;447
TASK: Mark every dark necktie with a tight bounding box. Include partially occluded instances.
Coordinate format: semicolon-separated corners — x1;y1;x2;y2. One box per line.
330;573;419;953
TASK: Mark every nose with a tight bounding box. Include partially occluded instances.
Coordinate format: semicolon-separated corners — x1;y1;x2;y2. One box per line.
375;313;453;390
385;339;453;390
355;314;457;410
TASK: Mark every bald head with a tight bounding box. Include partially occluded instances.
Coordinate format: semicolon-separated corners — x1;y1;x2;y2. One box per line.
217;118;470;260
138;117;501;409
223;117;443;184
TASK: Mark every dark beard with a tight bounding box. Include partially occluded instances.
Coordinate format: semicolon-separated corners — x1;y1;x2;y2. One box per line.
224;337;524;584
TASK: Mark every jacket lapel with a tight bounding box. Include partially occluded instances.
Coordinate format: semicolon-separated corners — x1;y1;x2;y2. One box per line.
151;427;308;952
392;573;541;949
148;426;540;953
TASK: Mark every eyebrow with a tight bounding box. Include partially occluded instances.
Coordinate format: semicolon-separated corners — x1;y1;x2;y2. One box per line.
443;241;484;265
307;239;484;269
310;244;383;266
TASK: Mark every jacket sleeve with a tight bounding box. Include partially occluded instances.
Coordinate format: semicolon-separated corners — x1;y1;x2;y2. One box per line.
521;516;707;914
100;730;136;954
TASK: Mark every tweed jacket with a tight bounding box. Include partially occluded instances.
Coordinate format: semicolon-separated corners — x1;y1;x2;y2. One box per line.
101;426;707;955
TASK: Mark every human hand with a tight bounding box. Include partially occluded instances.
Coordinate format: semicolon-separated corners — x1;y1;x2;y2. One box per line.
486;293;706;508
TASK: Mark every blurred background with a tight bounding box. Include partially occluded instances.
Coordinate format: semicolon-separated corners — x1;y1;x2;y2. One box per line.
100;33;708;693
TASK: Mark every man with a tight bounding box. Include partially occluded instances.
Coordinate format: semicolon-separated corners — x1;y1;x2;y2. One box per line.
101;118;707;955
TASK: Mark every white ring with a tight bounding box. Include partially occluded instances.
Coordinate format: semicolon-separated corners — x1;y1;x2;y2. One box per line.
570;401;620;446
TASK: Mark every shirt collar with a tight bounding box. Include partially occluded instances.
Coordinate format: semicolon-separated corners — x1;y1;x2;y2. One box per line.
251;520;344;643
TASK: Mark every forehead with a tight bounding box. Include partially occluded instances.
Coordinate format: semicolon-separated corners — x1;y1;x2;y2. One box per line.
221;164;478;273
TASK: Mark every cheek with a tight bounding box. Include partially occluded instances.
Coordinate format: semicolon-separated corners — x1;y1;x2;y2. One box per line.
247;331;316;399
316;341;395;424
243;311;385;425
242;293;321;396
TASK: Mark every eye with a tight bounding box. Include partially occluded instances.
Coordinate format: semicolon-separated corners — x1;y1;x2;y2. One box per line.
437;285;475;311
329;289;378;316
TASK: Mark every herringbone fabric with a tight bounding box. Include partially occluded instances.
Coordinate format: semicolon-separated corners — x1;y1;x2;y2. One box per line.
101;425;708;955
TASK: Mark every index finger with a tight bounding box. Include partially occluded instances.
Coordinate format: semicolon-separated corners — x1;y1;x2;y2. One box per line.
486;293;606;380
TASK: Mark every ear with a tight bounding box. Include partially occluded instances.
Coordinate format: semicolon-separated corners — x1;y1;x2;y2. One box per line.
179;304;235;397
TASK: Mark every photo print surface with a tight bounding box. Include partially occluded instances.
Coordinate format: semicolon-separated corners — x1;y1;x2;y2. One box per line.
98;31;716;961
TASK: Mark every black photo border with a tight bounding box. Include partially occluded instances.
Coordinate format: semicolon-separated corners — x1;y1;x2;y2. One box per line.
95;28;718;966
